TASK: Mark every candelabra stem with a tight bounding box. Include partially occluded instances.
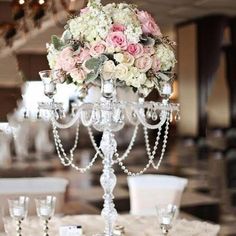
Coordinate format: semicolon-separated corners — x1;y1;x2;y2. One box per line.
100;130;118;236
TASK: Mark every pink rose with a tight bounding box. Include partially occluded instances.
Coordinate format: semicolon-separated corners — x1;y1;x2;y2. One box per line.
106;31;127;50
137;10;162;36
152;55;161;73
143;46;155;55
111;24;126;32
127;43;144;58
56;47;76;72
90;42;106;56
70;68;86;83
75;48;91;64
135;55;153;72
80;7;89;14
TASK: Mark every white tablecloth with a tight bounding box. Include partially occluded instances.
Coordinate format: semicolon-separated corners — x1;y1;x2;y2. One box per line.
2;214;220;236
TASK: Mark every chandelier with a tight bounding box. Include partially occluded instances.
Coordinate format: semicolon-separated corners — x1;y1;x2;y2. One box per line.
36;0;180;235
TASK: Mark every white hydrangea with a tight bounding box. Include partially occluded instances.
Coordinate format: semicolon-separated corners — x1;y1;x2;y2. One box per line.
155;44;176;71
125;25;142;44
46;44;59;69
69;7;112;43
124;67;147;88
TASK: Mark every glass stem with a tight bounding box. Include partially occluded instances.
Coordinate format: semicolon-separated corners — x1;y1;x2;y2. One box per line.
100;130;118;236
17;220;22;236
44;219;49;236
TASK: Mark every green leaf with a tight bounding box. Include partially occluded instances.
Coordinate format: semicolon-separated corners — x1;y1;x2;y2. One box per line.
66;75;73;84
86;72;99;83
99;54;108;63
61;30;72;43
51;35;64;50
85;58;101;70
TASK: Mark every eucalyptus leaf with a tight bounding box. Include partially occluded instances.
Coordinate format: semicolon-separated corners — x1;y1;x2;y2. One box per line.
99;54;109;63
140;35;155;46
85;58;101;70
156;72;171;82
51;35;64;50
86;72;99;83
66;75;73;84
61;30;72;43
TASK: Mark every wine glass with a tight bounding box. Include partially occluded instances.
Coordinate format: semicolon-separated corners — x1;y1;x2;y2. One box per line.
35;196;56;236
156;204;178;235
39;70;57;99
8;196;29;236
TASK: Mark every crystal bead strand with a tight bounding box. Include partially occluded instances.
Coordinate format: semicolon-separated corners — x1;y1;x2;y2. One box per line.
52;120;100;172
52;120;73;166
113;125;139;163
117;156;153;176
152;114;170;169
116;126;161;176
88;125;139;163
144;125;162;161
87;126;104;158
52;121;79;164
70;151;100;173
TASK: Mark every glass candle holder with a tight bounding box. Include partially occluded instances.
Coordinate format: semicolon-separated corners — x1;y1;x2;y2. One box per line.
156;204;178;235
8;196;29;236
35;196;56;236
39;70;57;99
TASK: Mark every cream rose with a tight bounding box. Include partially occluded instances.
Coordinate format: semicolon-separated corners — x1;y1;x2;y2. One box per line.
102;60;116;80
89;42;106;57
115;63;129;80
70;68;86;83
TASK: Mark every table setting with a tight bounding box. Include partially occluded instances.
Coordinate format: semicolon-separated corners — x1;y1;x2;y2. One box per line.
1;213;220;236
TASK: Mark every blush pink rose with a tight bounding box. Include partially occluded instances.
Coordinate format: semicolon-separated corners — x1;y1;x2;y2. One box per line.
80;7;89;14
106;31;127;50
137;10;162;36
75;48;91;64
56;47;76;72
152;55;161;73
143;46;155;55
90;42;106;56
135;55;153;72
111;24;126;32
70;68;86;83
127;43;144;58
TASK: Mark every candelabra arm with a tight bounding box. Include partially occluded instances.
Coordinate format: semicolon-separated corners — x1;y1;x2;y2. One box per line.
134;108;168;130
49;103;94;129
100;129;118;236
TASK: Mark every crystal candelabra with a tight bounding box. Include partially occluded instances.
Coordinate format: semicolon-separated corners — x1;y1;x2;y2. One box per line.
37;70;180;236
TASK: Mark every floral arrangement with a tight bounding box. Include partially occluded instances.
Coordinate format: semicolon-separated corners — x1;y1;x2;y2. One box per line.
47;0;176;98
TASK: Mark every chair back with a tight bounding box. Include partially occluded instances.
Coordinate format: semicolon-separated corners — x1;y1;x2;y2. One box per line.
128;174;188;215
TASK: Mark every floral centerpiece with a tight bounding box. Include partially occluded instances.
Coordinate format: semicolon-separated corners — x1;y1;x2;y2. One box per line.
47;0;176;98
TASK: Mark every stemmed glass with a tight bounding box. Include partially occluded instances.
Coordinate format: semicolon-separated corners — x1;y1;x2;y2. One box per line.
8;196;29;236
35;196;56;236
39;70;57;99
156;204;178;235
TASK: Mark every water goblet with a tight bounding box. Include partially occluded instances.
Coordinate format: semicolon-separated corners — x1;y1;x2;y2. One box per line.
8;196;29;236
39;70;57;99
35;196;56;236
156;204;178;235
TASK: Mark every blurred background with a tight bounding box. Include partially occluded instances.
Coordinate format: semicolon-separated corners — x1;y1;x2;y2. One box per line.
0;0;236;235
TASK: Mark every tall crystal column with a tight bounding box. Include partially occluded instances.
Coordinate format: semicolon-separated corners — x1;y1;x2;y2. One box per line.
100;130;118;236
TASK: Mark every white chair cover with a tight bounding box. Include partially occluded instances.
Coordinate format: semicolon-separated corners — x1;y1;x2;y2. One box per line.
128;174;188;215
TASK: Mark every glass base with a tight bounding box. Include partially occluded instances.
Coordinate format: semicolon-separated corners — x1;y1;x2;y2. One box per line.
93;233;120;236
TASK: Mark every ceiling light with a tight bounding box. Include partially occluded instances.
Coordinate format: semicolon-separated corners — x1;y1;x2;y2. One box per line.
19;0;25;5
39;0;45;5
